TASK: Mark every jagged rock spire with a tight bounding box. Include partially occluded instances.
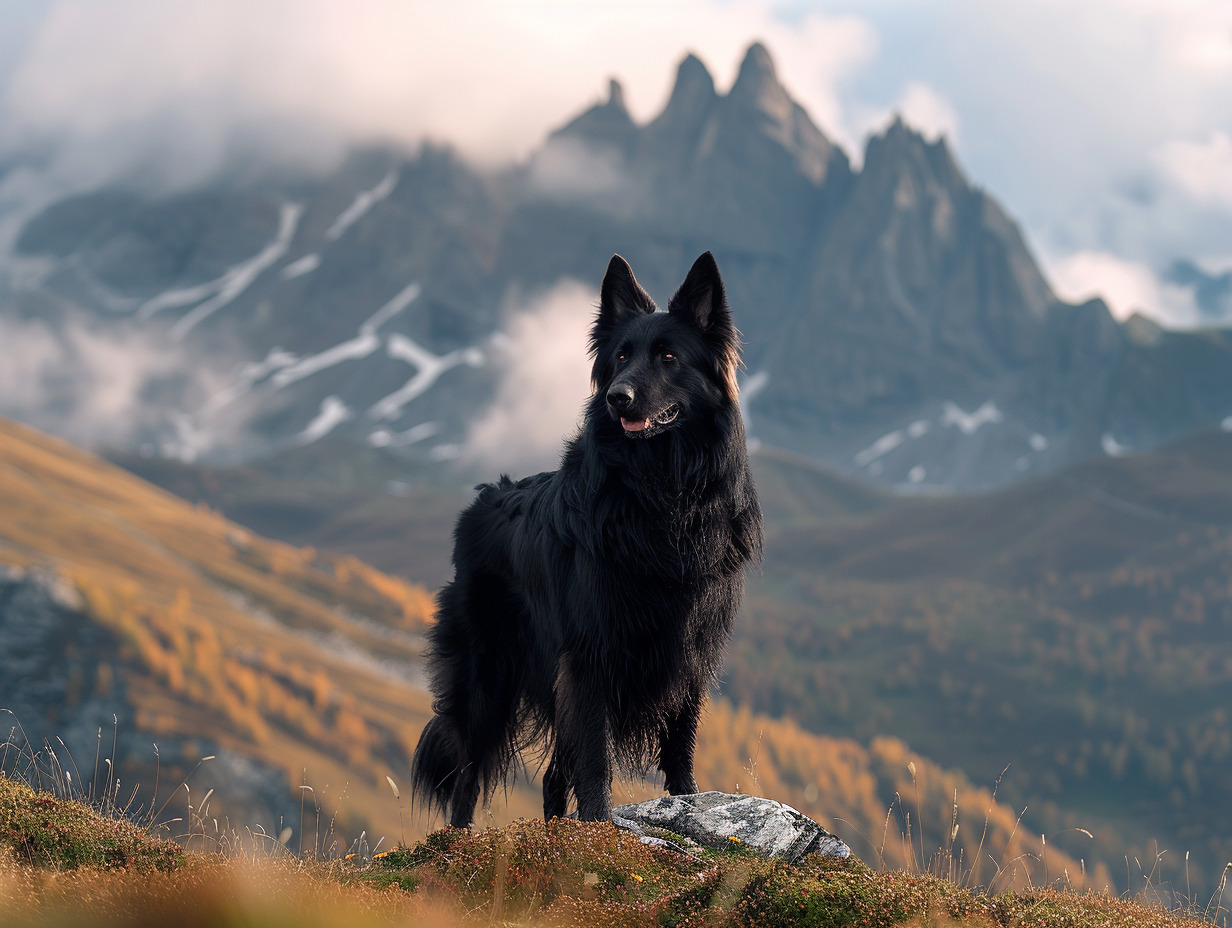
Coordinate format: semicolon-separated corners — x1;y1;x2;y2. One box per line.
731;42;779;95
606;78;626;112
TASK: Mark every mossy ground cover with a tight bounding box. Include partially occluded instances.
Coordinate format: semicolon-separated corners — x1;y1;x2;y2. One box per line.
0;775;179;872
0;773;1220;927
361;820;1220;927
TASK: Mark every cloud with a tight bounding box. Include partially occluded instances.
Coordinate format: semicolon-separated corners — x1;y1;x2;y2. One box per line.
1042;249;1200;326
894;83;960;145
833;0;1232;321
0;315;225;451
465;280;597;475
525;136;639;209
848;80;961;162
0;0;876;191
1155;131;1232;211
5;0;1232;332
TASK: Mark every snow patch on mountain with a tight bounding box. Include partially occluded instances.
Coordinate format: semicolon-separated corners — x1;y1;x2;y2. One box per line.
272;334;381;388
941;400;1002;434
201;347;298;415
326;170;399;241
360;282;420;336
298;396;352;445
368;422;439;448
1102;433;1130;457
137;203;303;338
855;429;906;466
281;253;320;279
369;335;485;421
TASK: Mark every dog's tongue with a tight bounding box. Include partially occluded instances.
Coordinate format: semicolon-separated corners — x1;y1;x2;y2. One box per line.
621;417;650;432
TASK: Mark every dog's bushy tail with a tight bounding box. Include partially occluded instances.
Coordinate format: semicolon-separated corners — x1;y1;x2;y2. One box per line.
410;716;462;818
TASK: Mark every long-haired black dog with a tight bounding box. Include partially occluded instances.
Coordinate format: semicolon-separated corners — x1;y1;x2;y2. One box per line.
410;252;763;826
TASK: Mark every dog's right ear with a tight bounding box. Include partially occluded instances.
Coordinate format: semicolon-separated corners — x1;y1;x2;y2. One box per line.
590;255;657;360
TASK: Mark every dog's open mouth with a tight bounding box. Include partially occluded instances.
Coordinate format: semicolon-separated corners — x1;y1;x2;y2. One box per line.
620;404;681;435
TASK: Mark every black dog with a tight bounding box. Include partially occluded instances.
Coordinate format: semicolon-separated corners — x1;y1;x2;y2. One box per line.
410;252;763;826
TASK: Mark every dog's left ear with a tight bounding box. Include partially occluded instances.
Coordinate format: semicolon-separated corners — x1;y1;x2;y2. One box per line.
668;252;729;331
669;252;741;400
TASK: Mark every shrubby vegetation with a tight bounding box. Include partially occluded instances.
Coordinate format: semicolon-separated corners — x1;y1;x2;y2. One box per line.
1;771;1223;927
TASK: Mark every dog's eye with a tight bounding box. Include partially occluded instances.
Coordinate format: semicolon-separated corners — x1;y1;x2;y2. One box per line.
617;352;627;363
661;351;676;362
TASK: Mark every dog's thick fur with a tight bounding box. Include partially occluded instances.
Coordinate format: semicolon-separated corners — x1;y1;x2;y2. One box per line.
410;252;763;826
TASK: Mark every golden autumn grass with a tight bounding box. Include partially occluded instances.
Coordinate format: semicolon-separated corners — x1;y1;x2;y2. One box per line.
4;411;1221;919
0;415;454;841
1;771;1224;928
1;414;1109;879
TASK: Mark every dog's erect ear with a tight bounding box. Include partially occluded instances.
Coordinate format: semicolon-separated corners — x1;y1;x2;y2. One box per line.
668;252;729;331
669;252;741;401
598;254;656;326
590;255;657;369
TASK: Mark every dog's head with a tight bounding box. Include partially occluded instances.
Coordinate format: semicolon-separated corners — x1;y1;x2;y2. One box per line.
588;252;741;439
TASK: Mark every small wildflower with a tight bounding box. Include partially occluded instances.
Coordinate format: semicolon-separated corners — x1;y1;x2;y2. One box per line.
631;873;643;882
728;835;742;843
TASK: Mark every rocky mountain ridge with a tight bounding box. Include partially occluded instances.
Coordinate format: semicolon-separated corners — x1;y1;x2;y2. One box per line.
4;43;1231;490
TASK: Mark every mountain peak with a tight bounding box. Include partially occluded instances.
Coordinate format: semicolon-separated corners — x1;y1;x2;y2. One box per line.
733;41;778;91
606;78;627;113
729;42;788;112
671;52;716;99
548;76;638;153
862;116;963;187
656;52;718;120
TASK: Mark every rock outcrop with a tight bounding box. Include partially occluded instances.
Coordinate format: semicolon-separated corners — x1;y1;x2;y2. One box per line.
613;791;851;863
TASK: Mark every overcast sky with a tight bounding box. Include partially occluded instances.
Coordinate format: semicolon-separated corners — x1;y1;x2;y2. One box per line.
2;0;1231;326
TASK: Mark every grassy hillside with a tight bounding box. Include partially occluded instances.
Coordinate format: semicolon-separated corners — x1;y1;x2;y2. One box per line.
110;432;1232;893
0;415;467;844
2;415;1077;886
109;440;469;588
1;771;1215;928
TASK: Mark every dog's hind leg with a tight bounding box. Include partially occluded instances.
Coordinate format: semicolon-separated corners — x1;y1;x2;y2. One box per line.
448;764;481;829
542;752;569;821
417;573;523;828
658;686;702;796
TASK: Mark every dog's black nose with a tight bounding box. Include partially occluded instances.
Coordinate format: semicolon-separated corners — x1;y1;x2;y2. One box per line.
607;385;635;411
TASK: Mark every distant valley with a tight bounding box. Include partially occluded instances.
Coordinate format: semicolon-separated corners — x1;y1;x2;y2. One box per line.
116;426;1232;892
0;414;1080;885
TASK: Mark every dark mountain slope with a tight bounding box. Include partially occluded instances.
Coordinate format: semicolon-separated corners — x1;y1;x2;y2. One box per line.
7;45;1232;491
729;428;1232;880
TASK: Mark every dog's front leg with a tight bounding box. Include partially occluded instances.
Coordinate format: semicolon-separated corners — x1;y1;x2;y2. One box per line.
571;714;612;821
553;654;612;821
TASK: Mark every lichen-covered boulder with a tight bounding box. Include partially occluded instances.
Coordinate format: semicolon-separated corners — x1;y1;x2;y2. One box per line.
612;791;852;863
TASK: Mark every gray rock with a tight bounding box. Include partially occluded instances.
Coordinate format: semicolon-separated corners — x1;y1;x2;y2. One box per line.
612;791;851;863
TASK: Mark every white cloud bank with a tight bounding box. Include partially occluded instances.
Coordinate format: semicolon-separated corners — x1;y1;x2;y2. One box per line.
1155;131;1232;212
0;0;875;187
1043;249;1200;326
3;0;1232;328
466;280;597;475
0;315;224;450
